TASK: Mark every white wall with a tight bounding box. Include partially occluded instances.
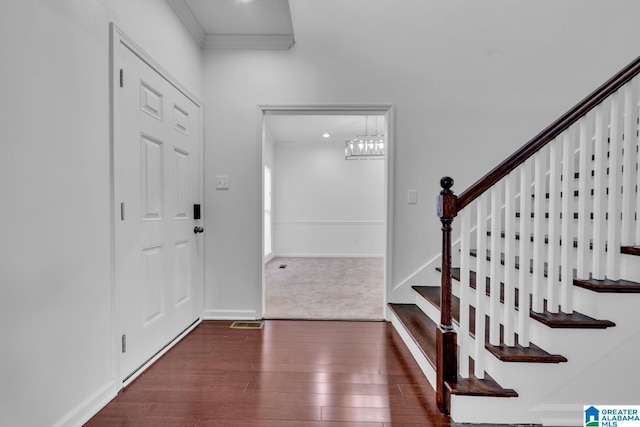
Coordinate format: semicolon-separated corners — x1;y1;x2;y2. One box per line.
202;0;640;317
263;130;276;261
274;141;385;256
0;1;202;425
2;0;638;423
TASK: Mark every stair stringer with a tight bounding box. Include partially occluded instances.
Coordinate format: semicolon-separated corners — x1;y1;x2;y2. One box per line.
390;236;464;303
456;317;640;425
621;252;640;284
416;282;640;425
530;326;640;425
389;253;443;303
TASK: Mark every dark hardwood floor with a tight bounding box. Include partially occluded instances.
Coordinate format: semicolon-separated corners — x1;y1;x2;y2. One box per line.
86;320;451;426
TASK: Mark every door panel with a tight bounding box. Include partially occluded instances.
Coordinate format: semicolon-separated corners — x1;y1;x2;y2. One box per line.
141;135;164;220
140;80;163;121
174;148;190;219
174;240;190;306
114;42;202;381
142;245;164;326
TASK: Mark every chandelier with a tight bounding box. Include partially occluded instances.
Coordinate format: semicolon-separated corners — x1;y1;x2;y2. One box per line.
345;116;385;160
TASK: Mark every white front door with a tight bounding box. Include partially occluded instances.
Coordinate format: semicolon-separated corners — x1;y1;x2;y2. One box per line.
114;39;203;381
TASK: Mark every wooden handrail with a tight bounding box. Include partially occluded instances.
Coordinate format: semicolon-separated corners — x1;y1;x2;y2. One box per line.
434;55;640;412
457;55;640;211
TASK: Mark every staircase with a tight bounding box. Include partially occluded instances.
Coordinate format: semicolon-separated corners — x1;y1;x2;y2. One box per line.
389;56;640;426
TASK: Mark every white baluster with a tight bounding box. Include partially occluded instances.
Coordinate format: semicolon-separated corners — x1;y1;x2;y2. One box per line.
518;158;533;347
560;127;576;313
503;172;516;346
489;184;503;346
547;138;562;313
577;112;594;280
474;192;488;379
621;77;639;246
459;206;471;379
532;148;547;313
607;91;623;280
592;102;609;280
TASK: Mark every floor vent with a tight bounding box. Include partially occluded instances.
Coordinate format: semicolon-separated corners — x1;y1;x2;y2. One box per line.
229;321;264;330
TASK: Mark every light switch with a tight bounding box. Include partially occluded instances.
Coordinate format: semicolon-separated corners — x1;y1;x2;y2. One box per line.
408;189;418;204
216;175;229;190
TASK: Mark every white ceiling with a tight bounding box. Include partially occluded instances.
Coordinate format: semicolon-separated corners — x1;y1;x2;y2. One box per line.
187;0;293;34
167;1;386;146
265;115;386;145
167;0;295;49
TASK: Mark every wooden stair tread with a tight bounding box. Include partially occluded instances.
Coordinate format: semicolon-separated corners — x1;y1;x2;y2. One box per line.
389;303;517;398
413;286;460;321
413;286;476;339
445;269;615;328
447;375;518;398
483;233;587;249
388;303;437;368
413;286;567;363
530;309;615;328
574;277;640;293
449;268;520;304
485;341;566;363
449;268;491;294
621;246;640;256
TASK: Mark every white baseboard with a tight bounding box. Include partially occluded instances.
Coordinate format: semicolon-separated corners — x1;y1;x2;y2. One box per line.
54;380;118;427
273;253;384;258
203;309;258;320
55;318;203;426
392;253;441;293
531;403;589;426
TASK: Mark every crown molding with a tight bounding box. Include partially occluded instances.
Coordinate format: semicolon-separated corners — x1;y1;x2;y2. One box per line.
167;0;295;50
203;34;294;50
166;0;206;46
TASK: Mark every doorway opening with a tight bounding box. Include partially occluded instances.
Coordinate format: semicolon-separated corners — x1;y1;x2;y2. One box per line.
259;106;394;320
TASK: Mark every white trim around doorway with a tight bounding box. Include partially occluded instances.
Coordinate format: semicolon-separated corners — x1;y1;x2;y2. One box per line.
256;104;395;320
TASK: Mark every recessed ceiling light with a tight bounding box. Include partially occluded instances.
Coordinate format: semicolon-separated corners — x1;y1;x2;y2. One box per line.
236;0;255;4
322;133;330;138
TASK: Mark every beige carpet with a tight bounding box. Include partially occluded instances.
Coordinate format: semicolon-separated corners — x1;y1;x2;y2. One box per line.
264;257;384;320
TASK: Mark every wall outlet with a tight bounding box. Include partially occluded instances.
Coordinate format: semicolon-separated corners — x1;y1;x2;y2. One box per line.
216;175;229;190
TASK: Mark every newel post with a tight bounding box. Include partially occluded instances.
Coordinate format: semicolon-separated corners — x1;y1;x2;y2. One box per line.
436;176;458;414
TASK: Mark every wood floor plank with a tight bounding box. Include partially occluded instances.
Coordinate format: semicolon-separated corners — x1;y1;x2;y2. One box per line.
198;420;384;427
85;320;450;426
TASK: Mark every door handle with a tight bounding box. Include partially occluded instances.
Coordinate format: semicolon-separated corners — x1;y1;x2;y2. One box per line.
194;226;204;234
